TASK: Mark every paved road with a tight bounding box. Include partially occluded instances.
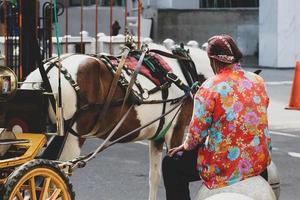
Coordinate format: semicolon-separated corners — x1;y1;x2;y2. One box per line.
71;129;300;200
270;129;300;200
71;69;300;200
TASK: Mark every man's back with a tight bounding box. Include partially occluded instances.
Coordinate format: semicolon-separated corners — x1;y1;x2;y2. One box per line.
185;64;272;189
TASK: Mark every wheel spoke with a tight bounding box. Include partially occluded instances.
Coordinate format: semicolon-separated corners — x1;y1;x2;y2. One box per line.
21;185;44;192
16;191;24;200
29;177;37;200
39;177;51;200
49;188;62;200
20;185;30;190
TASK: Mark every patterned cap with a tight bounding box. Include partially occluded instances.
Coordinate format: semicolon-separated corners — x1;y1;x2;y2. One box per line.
207;35;243;64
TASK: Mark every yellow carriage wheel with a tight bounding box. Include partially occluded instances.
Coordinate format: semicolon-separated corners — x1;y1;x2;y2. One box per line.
3;159;75;200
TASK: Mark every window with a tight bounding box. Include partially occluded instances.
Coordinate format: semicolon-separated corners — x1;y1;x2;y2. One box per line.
101;0;124;6
70;0;96;6
199;0;259;8
70;0;124;7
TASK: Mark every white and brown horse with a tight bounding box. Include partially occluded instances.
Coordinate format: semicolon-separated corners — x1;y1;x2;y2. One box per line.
21;43;213;200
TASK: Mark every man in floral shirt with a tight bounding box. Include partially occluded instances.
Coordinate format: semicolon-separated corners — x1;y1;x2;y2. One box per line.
162;35;272;200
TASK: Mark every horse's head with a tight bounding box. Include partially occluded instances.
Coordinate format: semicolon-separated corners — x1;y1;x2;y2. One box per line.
185;46;214;81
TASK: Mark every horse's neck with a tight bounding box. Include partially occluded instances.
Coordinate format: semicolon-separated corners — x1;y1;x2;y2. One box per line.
186;46;214;79
148;43;213;82
147;43;188;84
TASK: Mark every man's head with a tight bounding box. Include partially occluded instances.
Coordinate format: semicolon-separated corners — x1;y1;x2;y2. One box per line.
207;35;243;74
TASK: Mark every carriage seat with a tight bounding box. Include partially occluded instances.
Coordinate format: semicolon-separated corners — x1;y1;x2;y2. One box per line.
0;128;16;156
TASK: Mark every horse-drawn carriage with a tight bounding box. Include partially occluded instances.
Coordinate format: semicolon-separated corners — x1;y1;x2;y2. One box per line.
0;131;74;199
0;66;74;200
0;40;209;200
0;40;280;200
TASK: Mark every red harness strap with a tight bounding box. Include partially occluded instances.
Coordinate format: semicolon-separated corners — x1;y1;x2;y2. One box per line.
111;53;172;85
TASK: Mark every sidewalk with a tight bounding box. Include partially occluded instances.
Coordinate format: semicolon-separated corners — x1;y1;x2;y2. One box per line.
268;95;300;130
242;56;295;82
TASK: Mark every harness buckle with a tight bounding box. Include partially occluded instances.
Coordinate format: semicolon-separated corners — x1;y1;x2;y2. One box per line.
166;72;179;82
60;67;67;74
142;89;149;99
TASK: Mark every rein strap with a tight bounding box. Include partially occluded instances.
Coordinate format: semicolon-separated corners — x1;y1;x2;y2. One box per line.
84;47;131;138
149;49;191;61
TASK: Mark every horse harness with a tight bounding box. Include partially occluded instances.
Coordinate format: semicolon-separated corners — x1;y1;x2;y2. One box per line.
41;46;200;142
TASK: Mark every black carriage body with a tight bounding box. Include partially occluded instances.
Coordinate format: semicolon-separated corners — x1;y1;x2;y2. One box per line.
0;89;49;133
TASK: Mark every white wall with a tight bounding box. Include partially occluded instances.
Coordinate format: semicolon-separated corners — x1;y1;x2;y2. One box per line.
259;0;300;68
157;9;258;56
156;0;172;9
259;0;277;67
172;0;199;9
277;0;296;68
157;0;199;9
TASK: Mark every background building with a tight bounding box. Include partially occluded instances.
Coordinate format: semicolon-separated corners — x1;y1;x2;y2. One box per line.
51;0;258;57
1;0;299;68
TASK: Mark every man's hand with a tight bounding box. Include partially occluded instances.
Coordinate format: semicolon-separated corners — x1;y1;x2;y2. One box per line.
167;144;185;157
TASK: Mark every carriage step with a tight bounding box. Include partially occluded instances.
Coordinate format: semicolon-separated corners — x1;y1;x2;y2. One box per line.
0;139;29;145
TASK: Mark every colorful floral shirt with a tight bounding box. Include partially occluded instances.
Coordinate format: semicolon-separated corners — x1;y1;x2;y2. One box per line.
183;64;272;189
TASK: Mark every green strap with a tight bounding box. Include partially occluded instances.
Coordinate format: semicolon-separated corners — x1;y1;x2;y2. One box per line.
144;57;156;72
132;54;156;72
53;0;62;57
10;0;17;6
150;100;184;141
150;120;173;141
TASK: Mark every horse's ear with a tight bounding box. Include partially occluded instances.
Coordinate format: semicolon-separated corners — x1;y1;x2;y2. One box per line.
180;43;184;49
254;69;262;75
197;74;206;84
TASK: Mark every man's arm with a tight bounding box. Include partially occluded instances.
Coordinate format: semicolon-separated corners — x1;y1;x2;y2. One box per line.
183;87;215;151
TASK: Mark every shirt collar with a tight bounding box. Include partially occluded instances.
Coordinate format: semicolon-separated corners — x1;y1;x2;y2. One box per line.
219;63;242;74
